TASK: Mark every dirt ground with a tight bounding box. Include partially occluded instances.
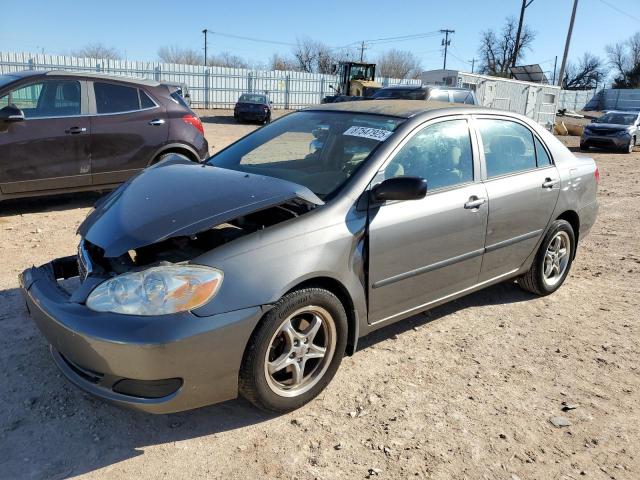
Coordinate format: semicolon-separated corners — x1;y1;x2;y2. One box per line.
0;110;639;480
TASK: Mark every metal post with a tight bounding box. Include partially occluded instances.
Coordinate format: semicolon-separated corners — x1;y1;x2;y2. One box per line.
285;75;290;110
247;72;253;93
154;65;161;82
552;55;558;85
204;68;210;109
202;29;208;67
320;77;325;102
557;0;579;87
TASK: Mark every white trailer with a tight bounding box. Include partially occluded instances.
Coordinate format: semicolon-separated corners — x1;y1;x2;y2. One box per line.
421;69;560;129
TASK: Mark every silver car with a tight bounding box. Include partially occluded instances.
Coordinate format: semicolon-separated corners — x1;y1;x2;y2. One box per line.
581;110;640;153
20;100;599;413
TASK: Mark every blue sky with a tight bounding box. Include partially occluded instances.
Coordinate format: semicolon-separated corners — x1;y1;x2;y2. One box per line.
1;0;638;75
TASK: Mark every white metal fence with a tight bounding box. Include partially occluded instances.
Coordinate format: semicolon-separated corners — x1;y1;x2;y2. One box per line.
0;52;421;109
557;89;596;111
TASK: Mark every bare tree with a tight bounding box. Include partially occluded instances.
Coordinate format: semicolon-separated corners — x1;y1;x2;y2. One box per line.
376;49;422;79
563;53;606;90
269;53;297;71
290;38;352;74
157;46;201;65
606;32;640;88
478;16;536;77
209;52;249;69
72;43;121;60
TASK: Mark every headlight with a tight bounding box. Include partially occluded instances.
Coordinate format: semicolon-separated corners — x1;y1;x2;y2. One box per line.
86;265;223;315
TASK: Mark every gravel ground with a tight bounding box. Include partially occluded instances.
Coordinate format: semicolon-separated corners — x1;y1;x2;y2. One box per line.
0;110;638;480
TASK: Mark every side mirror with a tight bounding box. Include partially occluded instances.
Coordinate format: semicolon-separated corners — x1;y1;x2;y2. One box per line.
371;176;427;203
0;105;25;123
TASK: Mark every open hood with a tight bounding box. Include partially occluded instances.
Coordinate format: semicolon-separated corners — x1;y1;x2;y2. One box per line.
79;156;323;258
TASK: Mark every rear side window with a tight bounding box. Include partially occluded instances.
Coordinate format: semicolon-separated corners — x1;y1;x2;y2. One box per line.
139;90;156;109
451;91;472;104
477;119;537;178
94;82;140;114
534;137;552;166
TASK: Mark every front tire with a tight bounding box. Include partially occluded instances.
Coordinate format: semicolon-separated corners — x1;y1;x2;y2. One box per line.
517;220;575;296
626;135;636;154
152;152;192;165
239;288;347;412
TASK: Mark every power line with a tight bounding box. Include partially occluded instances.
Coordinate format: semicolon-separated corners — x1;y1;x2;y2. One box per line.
207;30;297;47
596;0;640;23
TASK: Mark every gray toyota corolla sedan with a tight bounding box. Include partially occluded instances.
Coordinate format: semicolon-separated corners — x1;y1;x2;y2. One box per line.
20;100;599;413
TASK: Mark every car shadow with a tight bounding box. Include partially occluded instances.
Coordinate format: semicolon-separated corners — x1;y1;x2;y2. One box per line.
1;280;534;479
0;191;104;217
199;114;240;125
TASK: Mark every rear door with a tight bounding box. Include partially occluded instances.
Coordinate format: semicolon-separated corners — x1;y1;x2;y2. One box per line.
89;81;168;185
474;116;560;282
0;78;91;194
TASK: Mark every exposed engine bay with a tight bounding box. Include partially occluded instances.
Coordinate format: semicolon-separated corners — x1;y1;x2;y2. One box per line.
81;200;313;278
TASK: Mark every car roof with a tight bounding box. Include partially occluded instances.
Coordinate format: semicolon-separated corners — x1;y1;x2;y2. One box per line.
4;70;161;87
378;85;425;90
307;99;481;118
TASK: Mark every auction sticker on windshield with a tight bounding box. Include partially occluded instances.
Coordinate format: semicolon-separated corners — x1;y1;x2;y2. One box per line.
343;126;393;142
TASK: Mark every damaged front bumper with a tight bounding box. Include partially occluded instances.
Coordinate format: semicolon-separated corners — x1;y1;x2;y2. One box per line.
19;256;262;414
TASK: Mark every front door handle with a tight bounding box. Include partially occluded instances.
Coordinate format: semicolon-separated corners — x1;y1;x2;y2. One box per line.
464;196;486;209
65;126;87;134
148;119;165;126
542;177;559;189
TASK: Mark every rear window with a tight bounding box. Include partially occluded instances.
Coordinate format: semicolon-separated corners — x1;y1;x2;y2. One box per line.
429;90;450;102
94;82;140;114
170;91;189;109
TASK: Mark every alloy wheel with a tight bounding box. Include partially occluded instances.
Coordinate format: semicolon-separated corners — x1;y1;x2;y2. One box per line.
542;231;571;288
264;306;336;397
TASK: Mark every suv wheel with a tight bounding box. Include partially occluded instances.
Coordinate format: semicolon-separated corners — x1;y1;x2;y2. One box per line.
239;288;347;412
152;152;192;165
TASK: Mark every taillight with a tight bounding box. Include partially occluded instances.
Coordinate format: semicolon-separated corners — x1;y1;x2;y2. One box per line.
594;165;600;183
182;114;204;135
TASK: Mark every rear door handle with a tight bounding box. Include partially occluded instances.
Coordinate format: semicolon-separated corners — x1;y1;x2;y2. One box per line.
148;119;165;126
464;197;486;209
65;126;87;134
542;177;559;189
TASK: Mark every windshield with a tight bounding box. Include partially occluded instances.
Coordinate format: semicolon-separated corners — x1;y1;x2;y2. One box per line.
595;112;637;125
209;111;405;199
371;88;427;100
239;94;267;104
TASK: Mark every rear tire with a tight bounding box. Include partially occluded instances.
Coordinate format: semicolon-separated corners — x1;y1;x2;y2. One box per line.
263;113;271;124
579;142;589;151
239;288;347;412
517;220;575;296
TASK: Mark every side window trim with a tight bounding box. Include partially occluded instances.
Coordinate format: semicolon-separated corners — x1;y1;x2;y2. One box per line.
374;114;480;195
471;114;552;181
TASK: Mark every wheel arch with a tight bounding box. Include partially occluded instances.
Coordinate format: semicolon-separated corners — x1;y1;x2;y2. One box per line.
282;277;359;356
149;143;200;165
556;210;580;257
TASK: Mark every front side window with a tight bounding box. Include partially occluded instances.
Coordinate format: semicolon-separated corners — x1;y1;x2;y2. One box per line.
210;111;405;199
385;119;474;191
94;82;140;114
477;119;537;178
0;80;80;118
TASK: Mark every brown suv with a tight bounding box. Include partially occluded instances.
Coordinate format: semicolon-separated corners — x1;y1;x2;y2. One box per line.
0;70;208;201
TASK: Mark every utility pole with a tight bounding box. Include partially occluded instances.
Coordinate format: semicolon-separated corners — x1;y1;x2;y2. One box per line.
557;0;579;87
469;58;476;73
552;55;558;84
202;29;208;67
359;41;365;62
512;0;535;68
440;29;455;70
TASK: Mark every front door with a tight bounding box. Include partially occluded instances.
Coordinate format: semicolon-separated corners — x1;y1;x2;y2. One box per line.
367;118;488;324
89;81;168;185
475;117;560;282
0;78;90;194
